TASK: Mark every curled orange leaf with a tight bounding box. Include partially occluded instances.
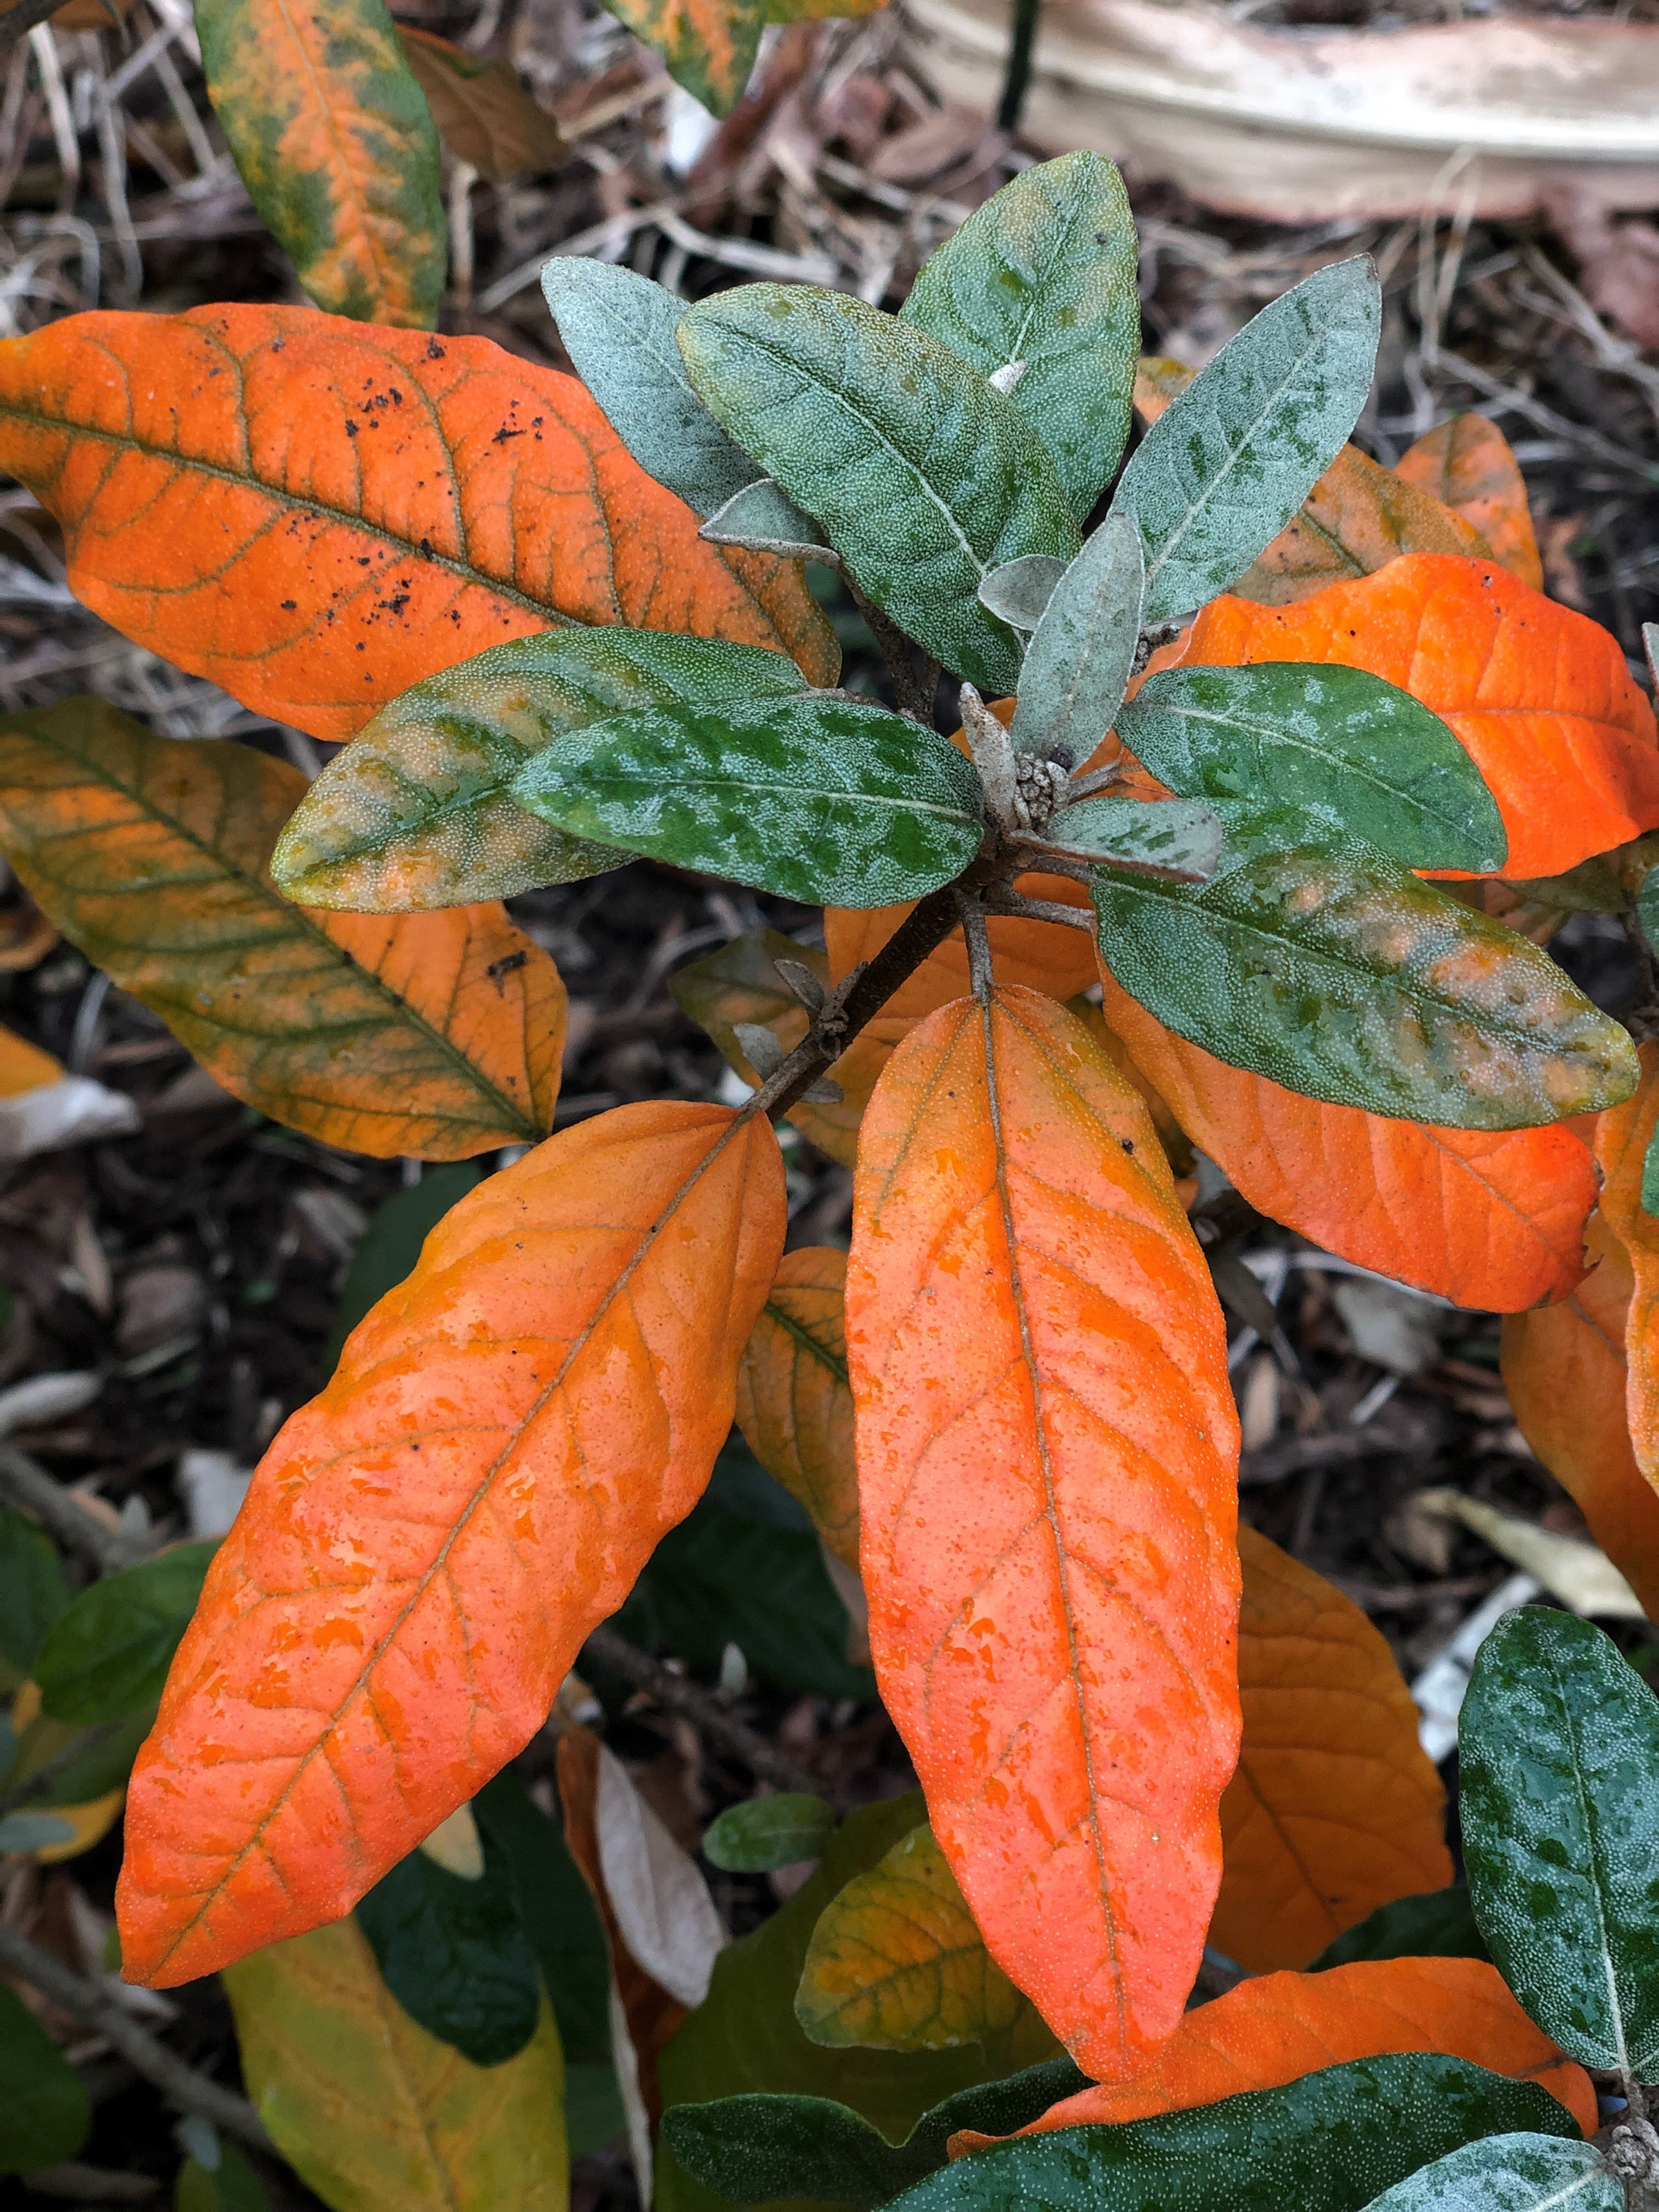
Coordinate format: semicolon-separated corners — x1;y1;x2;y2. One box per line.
1396;414;1543;592
1212;1528;1451;1974
1164;554;1659;880
0;305;836;743
846;985;1240;2080
1587;1041;1659;1487
735;1246;859;1569
1097;971;1596;1312
115;1102;786;1987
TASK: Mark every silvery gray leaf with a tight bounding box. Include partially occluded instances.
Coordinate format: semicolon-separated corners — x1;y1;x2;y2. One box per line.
733;1021;786;1078
699;478;836;563
977;554;1066;633
1040;794;1223;882
1011;514;1143;766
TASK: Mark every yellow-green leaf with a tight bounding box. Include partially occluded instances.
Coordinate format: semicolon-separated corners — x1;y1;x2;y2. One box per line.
195;0;445;327
0;699;565;1159
794;1823;1052;2058
222;1916;568;2212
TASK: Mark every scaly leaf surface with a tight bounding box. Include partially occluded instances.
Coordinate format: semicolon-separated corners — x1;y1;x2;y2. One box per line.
1357;2134;1617;2212
846;987;1240;2080
736;1246;859;1568
116;1102;785;1985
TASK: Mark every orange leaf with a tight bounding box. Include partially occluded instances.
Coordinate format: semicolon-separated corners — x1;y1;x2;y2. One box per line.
1587;1040;1659;1487
1396;414;1543;592
114;1101;786;1987
963;1958;1595;2141
0;306;836;744
1502;1209;1659;1624
1212;1528;1451;1974
1165;554;1659;881
1096;971;1596;1312
735;1246;858;1568
846;986;1240;2080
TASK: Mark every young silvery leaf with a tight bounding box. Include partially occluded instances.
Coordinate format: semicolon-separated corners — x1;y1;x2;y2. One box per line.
703;1794;839;1873
1459;1607;1659;2077
1010;513;1144;765
1355;2135;1620;2212
901;151;1140;516
541;260;764;520
701;480;835;562
977;555;1066;633
1116;663;1508;873
1090;801;1637;1129
676;285;1080;694
511;696;985;908
1112;257;1382;625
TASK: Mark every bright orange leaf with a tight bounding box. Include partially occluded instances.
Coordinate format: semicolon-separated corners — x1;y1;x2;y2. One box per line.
1502;1209;1659;1624
958;1958;1595;2143
1096;972;1596;1312
1396;414;1543;592
735;1246;858;1569
846;985;1240;2081
115;1101;786;1987
1163;554;1659;880
1212;1528;1451;1973
0;305;837;743
1587;1041;1659;1489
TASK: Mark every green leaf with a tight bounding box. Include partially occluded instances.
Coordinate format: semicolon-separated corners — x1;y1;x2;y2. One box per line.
0;1504;69;1674
1643;1124;1659;1219
871;2058;1578;2212
1009;513;1143;766
175;2140;272;2212
541;262;763;519
1116;663;1507;873
702;481;834;561
0;1811;75;1852
511;696;985;908
10;1706;154;1807
657;1795;1063;2212
1112;258;1382;625
1459;1606;1659;2076
1089;802;1638;1129
326;1162;482;1368
1356;2135;1620;2212
272;629;808;912
356;1821;541;2068
976;557;1066;634
1038;796;1221;881
663;2060;1090;2211
564;2061;628;2158
676;285;1080;693
704;1795;839;1873
473;1772;612;2069
901;152;1140;517
0;1976;90;2173
35;1541;217;1725
1309;1886;1489;1973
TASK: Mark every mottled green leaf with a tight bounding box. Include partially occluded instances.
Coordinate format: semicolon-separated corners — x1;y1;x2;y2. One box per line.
541;262;761;518
1009;513;1143;766
902;153;1140;516
677;286;1080;693
194;0;445;326
1117;663;1506;873
1112;258;1382;625
35;1541;216;1725
0;1978;90;2173
704;1795;838;1873
1460;1607;1659;2075
273;630;807;912
1090;802;1637;1128
1358;2135;1619;2212
1038;795;1221;880
0;1504;69;1676
1310;1886;1489;1973
511;696;984;907
1643;1124;1659;1218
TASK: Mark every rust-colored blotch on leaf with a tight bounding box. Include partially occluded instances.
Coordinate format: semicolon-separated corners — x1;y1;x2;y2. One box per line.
954;1957;1596;2145
1098;972;1596;1313
0;306;836;742
846;986;1241;2082
1164;554;1659;881
116;1101;786;1987
1586;1042;1659;1490
1213;1529;1451;1973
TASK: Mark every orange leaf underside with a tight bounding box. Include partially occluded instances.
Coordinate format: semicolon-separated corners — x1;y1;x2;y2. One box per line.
1214;1528;1451;1973
0;306;836;742
972;1958;1596;2141
1395;414;1543;592
734;1245;859;1568
1097;974;1596;1313
1164;554;1659;881
1589;1043;1659;1487
846;986;1241;2081
115;1102;785;1987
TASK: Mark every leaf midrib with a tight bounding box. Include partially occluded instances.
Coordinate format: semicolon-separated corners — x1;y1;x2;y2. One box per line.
766;1295;849;1388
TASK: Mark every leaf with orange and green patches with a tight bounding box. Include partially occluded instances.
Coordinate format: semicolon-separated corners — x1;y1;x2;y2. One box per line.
1395;414;1542;592
0;304;837;745
600;0;764;113
795;1822;1058;2062
195;0;446;327
0;698;565;1159
736;1246;859;1568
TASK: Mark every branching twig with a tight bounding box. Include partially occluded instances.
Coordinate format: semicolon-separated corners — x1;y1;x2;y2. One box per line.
583;1625;826;1798
982;885;1094;930
0;1923;271;2152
